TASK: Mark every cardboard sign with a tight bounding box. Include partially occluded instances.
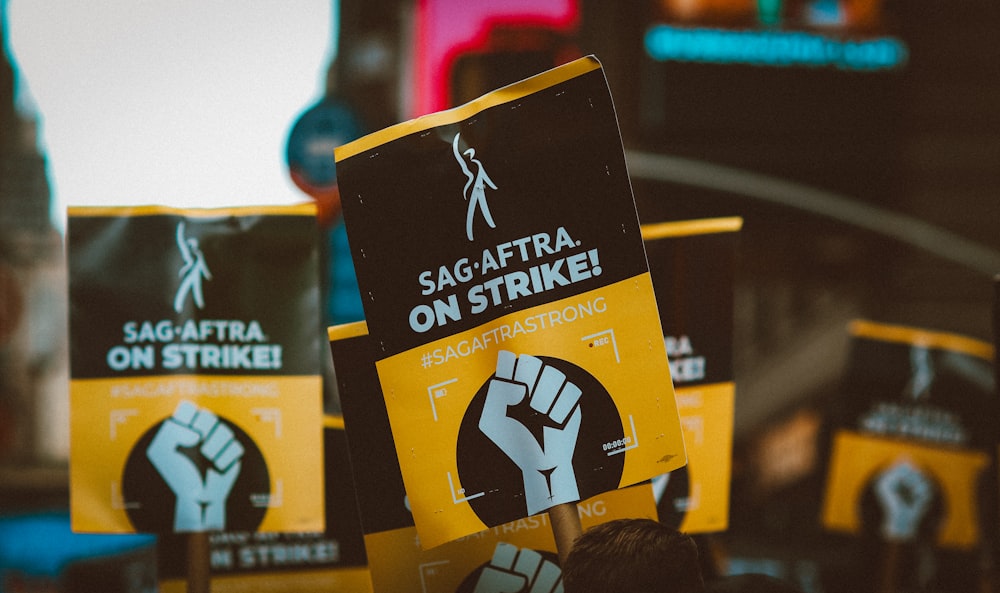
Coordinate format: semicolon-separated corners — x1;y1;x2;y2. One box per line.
67;205;324;534
642;218;741;533
821;319;996;549
823;430;988;548
333;56;686;548
328;321;660;591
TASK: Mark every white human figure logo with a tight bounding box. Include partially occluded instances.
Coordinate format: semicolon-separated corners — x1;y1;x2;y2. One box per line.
173;221;212;313
479;350;582;516
453;132;498;241
472;542;563;593
905;345;934;401
146;400;244;532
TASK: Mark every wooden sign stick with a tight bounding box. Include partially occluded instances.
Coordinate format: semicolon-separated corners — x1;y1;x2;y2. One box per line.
187;532;211;593
549;502;583;566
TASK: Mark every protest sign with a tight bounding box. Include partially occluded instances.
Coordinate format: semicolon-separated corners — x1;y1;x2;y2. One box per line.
329;321;659;591
642;217;741;533
67;205;324;535
821;320;996;549
333;55;686;548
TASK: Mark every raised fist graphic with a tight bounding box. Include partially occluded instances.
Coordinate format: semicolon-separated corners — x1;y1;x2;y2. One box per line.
147;400;244;532
472;542;563;593
875;458;934;542
479;351;582;515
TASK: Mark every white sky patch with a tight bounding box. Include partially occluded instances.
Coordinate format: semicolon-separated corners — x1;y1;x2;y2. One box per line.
6;1;335;231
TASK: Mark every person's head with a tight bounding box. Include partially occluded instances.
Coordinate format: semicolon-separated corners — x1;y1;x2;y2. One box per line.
561;518;706;593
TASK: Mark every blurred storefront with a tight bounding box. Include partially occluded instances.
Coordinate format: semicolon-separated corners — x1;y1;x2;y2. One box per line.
0;4;67;478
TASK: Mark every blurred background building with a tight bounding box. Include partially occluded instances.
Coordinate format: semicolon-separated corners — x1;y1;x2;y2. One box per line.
1;1;66;483
1;0;998;591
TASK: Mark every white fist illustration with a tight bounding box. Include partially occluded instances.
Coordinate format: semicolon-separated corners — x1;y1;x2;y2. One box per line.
472;542;563;593
875;458;933;542
147;400;244;532
479;351;582;515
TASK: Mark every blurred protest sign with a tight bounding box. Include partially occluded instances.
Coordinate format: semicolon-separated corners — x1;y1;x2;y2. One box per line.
642;217;742;533
821;320;996;549
67;205;324;535
157;416;370;592
329;321;659;591
333;55;686;548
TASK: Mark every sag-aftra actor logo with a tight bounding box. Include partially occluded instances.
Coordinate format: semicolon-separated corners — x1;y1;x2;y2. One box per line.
174;221;213;313
453;133;498;242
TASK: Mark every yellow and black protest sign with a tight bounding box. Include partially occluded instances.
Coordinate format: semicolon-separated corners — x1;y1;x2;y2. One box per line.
823;430;988;548
642;218;741;534
821;319;996;549
333;56;686;548
329;321;660;591
68;204;324;534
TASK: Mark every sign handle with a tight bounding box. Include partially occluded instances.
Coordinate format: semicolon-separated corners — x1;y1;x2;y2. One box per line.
187;532;211;593
877;540;900;593
548;502;583;566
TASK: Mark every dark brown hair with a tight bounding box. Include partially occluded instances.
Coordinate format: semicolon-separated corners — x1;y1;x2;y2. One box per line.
562;518;706;593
